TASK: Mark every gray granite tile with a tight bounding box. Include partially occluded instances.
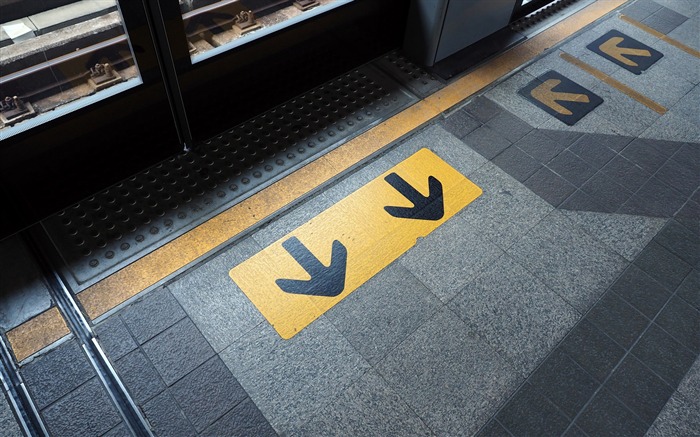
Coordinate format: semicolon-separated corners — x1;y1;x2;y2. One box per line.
655;220;700;266
675;200;700;235
0;236;52;330
0;390;22;437
619;177;687;217
384;124;488;177
600;154;652;193
656;156;700;198
589;83;662;137
120;288;187;344
399;212;506;302
640;111;700;143
579;171;634;213
528;348;598;419
94;315;137;361
456;162;554;251
562;425;588;437
485;111;533;143
670;86;700;126
634;241;692;290
325;263;441;366
476;420;510;437
560;189;609;213
294;370;432;437
645;391;700;437
496;382;570;437
668;17;700;51
170;356;248;432
672;142;700;172
115;349;165;404
546;150;596;186
559;210;665;262
141;317;215;386
508;210;628;312
621;0;663;22
523;167;577;207
541;128;584;148
609;62;694;109
539;111;625;137
653;0;700;17
655;295;700;353
606;356;675;425
677;269;700;310
514;129;567;164
655;38;700;85
586;292;650;350
201;398;276;437
568;134;617;170
462;125;511;160
102;422;131;437
632;324;696;387
642;6;689;34
677;355;700;401
169;237;265;352
575;388;647;437
375;308;520;437
450;255;579;376
491;145;542;182
220;317;370;434
464;96;504;124
621;138;670;174
21;338;94;409
561;319;625;382
610;265;672;319
42;378;122;437
526;48;608;90
142;391;196;437
439;109;481;139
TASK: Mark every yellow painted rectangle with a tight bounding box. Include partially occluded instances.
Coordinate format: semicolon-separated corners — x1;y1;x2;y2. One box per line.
230;149;482;339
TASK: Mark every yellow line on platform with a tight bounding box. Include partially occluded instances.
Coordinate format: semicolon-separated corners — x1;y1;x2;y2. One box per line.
6;307;70;362
620;14;700;58
68;0;626;321
560;51;667;114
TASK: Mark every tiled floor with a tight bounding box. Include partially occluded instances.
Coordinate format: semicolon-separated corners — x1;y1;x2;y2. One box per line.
1;0;698;436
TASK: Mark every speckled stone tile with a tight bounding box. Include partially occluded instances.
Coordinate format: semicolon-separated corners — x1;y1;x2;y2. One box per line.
0;391;21;437
219;317;370;435
325;263;442;366
559;210;666;261
168;237;265;352
293;370;432;437
375;308;521;437
450;255;579;376
507;210;628;312
645;392;700;437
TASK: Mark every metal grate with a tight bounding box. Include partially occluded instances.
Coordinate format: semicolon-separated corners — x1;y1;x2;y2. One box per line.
42;64;417;289
375;50;444;99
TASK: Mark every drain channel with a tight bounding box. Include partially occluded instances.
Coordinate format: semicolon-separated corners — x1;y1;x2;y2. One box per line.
23;229;153;437
0;335;47;437
42;63;417;290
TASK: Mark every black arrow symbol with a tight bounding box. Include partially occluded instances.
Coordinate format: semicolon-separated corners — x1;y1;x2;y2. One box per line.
275;237;347;297
384;173;444;221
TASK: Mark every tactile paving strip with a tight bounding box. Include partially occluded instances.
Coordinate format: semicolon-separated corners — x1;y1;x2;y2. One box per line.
375;50;444;98
42;64;417;289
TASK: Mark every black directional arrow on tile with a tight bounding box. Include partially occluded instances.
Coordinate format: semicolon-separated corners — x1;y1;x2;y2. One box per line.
384;173;444;221
276;237;347;297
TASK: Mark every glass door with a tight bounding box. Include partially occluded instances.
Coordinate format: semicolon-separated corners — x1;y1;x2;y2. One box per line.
0;1;182;239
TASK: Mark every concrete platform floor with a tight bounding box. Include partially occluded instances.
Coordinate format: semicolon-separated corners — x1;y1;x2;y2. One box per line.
1;0;698;435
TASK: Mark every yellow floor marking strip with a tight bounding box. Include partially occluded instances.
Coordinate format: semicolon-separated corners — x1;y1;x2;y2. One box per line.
68;0;627;321
620;14;700;58
6;307;70;362
560;51;667;114
230;149;481;338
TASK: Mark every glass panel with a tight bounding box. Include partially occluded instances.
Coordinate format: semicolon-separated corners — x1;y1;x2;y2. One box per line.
181;0;352;63
0;0;142;139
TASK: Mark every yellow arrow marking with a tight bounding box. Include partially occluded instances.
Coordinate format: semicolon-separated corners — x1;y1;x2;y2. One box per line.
530;79;590;115
599;36;651;67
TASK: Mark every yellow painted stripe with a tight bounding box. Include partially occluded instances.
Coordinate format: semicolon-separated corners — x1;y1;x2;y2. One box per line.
76;0;629;320
560;51;667;114
620;14;700;58
231;149;481;338
6;307;70;362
